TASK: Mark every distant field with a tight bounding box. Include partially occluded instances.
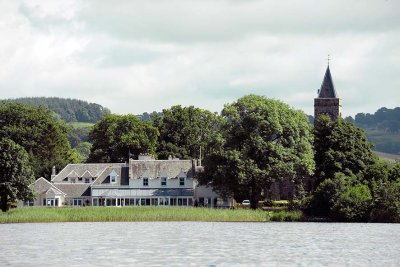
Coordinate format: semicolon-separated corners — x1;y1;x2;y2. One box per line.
374;151;400;163
67;122;95;128
365;128;400;155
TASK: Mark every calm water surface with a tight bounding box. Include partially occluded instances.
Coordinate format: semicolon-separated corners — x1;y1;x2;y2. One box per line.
0;222;399;266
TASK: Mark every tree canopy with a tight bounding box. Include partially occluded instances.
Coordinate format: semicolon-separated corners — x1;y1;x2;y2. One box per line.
199;95;315;208
88;114;159;162
0;103;76;178
314;115;375;184
152;105;223;160
0;138;35;212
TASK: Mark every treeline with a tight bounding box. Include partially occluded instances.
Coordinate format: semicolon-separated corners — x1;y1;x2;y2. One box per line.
85;96;400;221
349;107;400;155
2;97;400;220
2;97;111;123
0;103;78;179
305;116;400;222
309;107;400;155
351;107;400;133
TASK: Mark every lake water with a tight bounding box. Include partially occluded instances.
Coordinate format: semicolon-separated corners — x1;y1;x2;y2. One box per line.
0;222;399;266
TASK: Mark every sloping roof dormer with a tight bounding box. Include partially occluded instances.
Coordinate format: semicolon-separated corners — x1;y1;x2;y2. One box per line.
66;170;79;178
159;170;169;179
140;170;151;179
177;169;187;179
81;170;94;178
109;170;118;184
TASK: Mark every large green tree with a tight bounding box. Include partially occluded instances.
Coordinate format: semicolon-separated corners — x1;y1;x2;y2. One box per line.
199;95;315;209
152;105;223;160
314;115;375;184
0;138;35;212
88;114;159;162
0;102;76;178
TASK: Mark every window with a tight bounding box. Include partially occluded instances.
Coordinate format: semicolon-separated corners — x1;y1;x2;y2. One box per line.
143;178;149;186
24;201;34;206
179;177;185;186
70;178;76;183
85;178;90;183
161;177;167;186
109;170;118;184
73;199;82;206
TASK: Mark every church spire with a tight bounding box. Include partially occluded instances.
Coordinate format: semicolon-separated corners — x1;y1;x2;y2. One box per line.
314;63;342;124
318;65;337;98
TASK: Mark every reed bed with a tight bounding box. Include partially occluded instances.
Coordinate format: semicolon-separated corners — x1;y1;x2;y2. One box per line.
0;207;303;223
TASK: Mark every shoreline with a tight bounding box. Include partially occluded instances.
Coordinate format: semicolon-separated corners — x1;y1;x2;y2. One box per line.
0;206;303;224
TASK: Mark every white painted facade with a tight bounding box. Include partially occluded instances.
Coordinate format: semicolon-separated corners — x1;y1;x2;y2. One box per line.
25;158;233;208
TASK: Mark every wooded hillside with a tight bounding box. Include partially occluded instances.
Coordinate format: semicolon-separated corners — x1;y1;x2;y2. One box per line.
2;97;110;123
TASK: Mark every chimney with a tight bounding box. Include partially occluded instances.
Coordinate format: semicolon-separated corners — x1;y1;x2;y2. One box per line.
138;154;153;160
51;166;57;180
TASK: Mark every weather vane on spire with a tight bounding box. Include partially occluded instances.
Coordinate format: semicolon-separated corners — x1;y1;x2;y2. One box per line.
327;54;331;66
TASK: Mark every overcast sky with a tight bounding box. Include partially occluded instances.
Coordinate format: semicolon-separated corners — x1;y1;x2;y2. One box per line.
1;0;399;117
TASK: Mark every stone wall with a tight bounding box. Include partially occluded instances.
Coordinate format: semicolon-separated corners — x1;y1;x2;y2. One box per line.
314;98;341;121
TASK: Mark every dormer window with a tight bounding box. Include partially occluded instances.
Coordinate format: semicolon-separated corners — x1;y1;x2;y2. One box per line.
179;177;185;186
109;170;118;184
70;178;76;184
161;177;167;186
143;178;149;186
85;178;90;183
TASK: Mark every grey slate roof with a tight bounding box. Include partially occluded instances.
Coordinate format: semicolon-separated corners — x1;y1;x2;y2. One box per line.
48;160;197;198
129;159;195;179
92;166;130;186
318;65;338;98
33;177;66;195
53;183;91;197
51;163;126;182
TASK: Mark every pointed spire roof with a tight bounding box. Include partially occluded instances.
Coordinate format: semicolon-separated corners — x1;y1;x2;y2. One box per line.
318;65;337;98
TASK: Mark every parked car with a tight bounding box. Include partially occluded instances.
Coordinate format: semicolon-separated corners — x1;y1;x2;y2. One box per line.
242;200;250;206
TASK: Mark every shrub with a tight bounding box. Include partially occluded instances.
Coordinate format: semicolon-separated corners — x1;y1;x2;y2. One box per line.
332;184;372;222
370;179;400;223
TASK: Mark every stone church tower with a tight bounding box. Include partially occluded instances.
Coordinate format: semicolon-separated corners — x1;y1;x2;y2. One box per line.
314;65;341;124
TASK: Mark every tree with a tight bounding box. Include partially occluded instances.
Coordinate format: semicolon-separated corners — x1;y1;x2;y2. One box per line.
332;183;372;222
307;172;372;221
152;105;223;160
314;115;375;185
199;95;315;209
0;138;35;212
370;179;400;222
73;142;92;162
363;157;390;185
0;103;76;178
389;163;400;181
88;114;159;162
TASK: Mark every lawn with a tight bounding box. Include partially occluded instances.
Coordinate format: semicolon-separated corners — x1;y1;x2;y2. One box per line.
0;207;303;223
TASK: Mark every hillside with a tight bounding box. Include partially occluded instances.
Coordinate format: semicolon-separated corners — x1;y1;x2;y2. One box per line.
351;107;400;155
309;107;400;155
1;97;110;123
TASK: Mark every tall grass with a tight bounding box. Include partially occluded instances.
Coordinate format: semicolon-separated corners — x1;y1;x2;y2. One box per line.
0;207;303;223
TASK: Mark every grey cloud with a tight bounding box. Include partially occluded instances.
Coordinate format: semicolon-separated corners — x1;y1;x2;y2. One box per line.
77;0;400;43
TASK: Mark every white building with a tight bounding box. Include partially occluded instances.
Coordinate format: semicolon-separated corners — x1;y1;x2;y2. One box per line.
25;156;232;208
